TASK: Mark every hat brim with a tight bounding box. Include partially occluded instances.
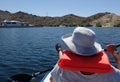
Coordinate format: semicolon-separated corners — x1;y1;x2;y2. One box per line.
62;33;103;56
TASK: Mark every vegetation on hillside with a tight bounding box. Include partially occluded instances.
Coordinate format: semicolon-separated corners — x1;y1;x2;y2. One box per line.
0;10;120;27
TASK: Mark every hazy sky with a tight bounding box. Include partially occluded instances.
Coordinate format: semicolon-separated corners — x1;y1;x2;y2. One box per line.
0;0;119;17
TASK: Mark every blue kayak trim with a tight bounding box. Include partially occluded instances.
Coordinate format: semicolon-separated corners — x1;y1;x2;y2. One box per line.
41;71;50;82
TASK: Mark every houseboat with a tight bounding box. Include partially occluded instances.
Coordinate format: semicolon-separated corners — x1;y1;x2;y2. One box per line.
1;20;29;27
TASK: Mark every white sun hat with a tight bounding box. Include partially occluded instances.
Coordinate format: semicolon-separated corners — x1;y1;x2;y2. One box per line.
62;27;103;56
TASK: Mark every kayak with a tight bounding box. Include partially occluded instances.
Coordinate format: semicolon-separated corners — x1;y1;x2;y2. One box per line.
41;71;51;82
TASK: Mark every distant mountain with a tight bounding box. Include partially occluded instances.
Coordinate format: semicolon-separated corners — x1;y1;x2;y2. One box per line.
85;12;120;27
0;10;120;27
0;10;11;20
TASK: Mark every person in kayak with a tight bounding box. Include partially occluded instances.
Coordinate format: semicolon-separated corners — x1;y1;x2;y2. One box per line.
50;27;120;82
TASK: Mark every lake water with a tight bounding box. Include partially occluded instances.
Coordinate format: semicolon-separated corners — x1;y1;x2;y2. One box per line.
0;27;120;82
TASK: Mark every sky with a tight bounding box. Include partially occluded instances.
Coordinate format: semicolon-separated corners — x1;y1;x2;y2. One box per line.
0;0;120;17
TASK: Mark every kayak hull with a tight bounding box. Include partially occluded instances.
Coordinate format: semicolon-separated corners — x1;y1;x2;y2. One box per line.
41;72;51;82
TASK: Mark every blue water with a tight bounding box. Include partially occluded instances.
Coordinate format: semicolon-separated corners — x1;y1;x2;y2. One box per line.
0;27;120;82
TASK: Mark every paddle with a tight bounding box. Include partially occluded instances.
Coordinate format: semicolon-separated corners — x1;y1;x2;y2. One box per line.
8;67;53;82
8;44;61;82
115;44;120;48
104;44;120;51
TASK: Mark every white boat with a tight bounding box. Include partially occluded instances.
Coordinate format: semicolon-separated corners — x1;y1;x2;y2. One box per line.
1;20;29;27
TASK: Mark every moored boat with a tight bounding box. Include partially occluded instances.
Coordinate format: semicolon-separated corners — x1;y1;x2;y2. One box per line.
1;19;29;27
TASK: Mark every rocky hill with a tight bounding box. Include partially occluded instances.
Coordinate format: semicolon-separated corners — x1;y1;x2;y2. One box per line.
0;10;120;27
88;12;120;27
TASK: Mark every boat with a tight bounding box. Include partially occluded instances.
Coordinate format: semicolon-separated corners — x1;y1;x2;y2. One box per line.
41;72;51;82
1;19;29;27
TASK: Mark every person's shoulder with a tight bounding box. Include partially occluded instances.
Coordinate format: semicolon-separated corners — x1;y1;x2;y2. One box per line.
111;66;120;81
112;66;120;72
101;66;120;81
110;66;120;76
